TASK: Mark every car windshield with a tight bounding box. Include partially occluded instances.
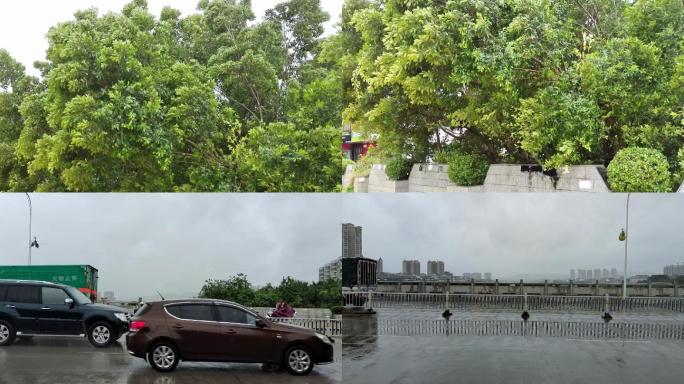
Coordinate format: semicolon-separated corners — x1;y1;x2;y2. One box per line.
65;286;92;305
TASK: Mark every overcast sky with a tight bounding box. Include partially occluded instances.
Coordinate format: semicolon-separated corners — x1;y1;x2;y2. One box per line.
0;0;343;77
2;193;683;300
0;194;342;300
342;194;684;280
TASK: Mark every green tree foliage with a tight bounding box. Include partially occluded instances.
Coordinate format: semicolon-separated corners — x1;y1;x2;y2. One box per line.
607;147;672;192
0;50;45;191
266;0;330;78
516;86;605;169
231;122;342;192
342;0;684;189
199;274;342;310
0;0;343;191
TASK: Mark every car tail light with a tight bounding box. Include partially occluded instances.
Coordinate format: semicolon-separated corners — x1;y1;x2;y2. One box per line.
130;321;146;332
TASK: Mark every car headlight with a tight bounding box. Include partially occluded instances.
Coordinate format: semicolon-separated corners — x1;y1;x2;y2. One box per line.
114;313;129;323
315;332;332;344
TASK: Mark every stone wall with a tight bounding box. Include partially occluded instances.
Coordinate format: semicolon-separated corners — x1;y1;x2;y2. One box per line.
354;163;609;193
354;176;369;193
342;164;354;190
367;164;410;192
408;164;484;192
483;165;609;192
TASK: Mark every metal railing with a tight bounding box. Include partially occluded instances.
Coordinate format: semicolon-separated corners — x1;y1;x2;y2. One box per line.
374;319;684;340
343;292;684;313
269;318;342;336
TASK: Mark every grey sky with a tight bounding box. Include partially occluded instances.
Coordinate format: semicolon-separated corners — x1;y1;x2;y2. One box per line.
0;0;343;77
342;194;684;280
0;194;342;300
2;193;682;300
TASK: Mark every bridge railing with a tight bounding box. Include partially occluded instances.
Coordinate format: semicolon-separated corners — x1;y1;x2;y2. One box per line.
343;292;684;313
374;319;684;340
269;318;342;336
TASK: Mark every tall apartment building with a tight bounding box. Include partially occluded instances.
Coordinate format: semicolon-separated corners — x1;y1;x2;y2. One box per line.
342;223;363;258
570;269;576;280
611;268;618;278
427;260;445;276
463;272;483;280
578;269;587;280
594;269;602;279
402;260;421;275
319;257;342;282
484;272;492;281
377;257;383;273
664;263;684;277
586;270;593;280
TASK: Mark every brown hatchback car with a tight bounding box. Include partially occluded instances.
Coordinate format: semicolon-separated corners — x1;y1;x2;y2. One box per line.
126;299;334;375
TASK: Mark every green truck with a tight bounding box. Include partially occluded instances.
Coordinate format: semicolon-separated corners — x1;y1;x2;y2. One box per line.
0;265;98;301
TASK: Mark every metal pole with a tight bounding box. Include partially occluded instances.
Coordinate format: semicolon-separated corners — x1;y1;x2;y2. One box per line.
622;193;630;299
25;193;32;265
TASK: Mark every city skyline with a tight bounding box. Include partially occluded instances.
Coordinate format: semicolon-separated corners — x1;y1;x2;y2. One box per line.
341;194;684;279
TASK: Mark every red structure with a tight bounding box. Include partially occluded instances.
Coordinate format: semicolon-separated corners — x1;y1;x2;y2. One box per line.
342;140;376;161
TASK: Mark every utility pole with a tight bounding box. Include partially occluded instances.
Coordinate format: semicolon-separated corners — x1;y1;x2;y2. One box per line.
621;193;631;299
26;193;32;265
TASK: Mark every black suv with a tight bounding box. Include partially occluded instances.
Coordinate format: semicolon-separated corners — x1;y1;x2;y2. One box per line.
0;280;130;347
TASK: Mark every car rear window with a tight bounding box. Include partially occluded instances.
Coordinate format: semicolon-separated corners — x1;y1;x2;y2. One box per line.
6;285;40;304
166;304;215;321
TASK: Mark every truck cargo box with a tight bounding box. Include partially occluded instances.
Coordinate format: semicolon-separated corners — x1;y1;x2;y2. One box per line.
0;265;98;300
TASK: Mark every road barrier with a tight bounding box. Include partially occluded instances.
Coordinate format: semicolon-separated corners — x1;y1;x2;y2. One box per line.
374;319;684;340
343;292;684;313
269;318;342;336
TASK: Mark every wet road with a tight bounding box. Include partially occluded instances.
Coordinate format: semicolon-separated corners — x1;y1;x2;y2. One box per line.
343;335;684;384
0;336;341;384
343;310;684;384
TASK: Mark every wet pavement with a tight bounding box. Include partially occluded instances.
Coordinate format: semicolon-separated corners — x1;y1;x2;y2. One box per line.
343;310;684;384
0;336;341;384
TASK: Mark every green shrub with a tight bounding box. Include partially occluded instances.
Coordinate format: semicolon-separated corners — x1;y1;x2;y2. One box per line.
675;147;684;189
385;157;413;180
447;153;489;186
434;147;456;164
607;147;672;192
352;146;384;177
331;306;343;315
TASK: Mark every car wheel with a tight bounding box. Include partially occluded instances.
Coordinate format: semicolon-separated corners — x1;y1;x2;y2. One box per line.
0;320;16;347
87;321;116;347
284;346;314;376
148;342;180;372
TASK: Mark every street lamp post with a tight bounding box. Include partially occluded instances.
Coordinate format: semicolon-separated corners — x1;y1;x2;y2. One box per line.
25;193;39;265
620;193;631;299
26;193;32;265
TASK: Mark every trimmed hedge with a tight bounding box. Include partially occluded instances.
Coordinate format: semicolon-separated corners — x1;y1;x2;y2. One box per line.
447;153;489;186
385;157;412;181
607;147;672;192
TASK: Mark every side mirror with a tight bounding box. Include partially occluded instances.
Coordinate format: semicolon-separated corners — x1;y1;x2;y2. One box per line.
65;298;75;308
255;319;267;328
